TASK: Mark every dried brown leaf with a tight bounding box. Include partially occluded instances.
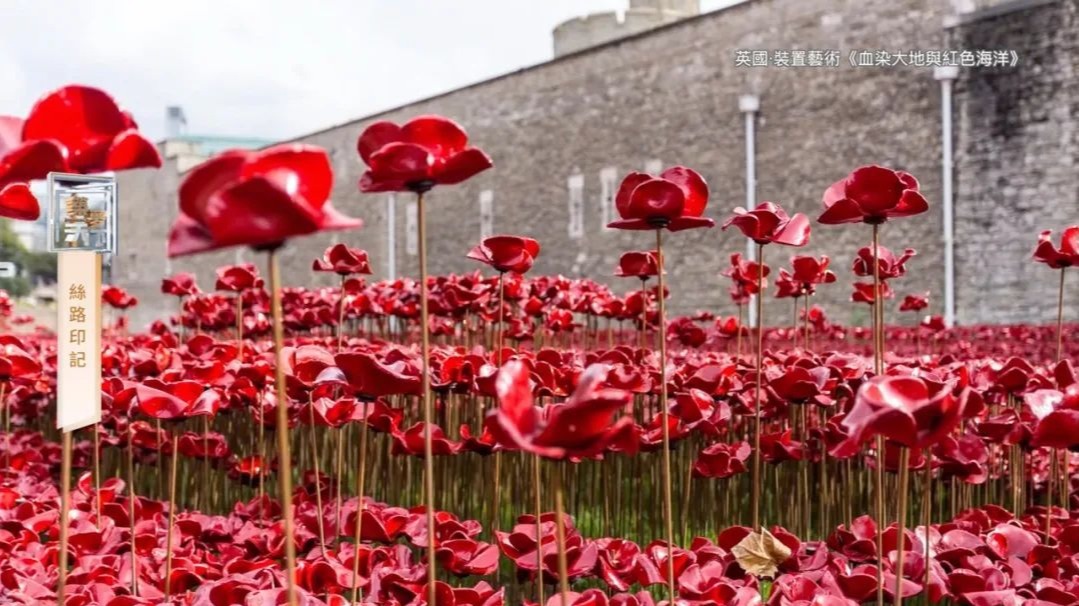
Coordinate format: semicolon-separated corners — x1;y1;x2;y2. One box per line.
731;528;792;578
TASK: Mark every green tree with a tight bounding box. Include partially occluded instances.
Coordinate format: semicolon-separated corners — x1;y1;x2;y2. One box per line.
0;219;56;286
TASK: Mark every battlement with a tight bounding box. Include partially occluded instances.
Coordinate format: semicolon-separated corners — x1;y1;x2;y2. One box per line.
552;0;700;58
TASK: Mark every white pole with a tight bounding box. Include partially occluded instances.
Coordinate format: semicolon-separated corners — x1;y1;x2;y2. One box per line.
739;94;760;327
386;193;397;281
935;66;958;327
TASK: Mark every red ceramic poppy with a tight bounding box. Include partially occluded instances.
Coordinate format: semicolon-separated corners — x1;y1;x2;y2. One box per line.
851;281;893;304
487;360;633;459
102;285;138;310
20;85;161;174
1033;226;1079;268
168;145;361;257
842;375;967;449
312;243;372;276
852;245;916;279
900;292;929;313
357;115;492;193
0;182;40;221
819;165;928;225
0;115;66;188
215;264;264;292
774;269;801;299
466;235;541;274
161;273;201;298
722;202;810;246
723;253;770;295
790;255;836;294
692;441;750;479
1025;387;1079;449
607;166;713;231
614;251;659;279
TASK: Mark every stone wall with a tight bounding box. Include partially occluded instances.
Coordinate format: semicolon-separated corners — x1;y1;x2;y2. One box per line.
951;0;1078;324
117;0;1070;331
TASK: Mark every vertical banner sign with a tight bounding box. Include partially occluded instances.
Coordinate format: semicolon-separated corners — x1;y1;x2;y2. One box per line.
57;251;102;432
47;172;117;433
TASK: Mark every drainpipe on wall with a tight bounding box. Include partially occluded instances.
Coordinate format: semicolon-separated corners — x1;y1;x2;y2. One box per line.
935;66;959;327
739;94;760;327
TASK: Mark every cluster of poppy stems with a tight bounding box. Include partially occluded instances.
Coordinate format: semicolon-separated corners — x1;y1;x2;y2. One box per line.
0;85;1078;606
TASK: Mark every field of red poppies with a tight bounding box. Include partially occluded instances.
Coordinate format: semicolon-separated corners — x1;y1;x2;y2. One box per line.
1;86;1078;606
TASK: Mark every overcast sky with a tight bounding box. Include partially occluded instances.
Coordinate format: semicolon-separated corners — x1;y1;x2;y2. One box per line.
0;1;738;142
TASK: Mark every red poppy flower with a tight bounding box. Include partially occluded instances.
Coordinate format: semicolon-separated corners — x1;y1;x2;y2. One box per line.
819;165;928;225
0;115;66;188
168;145;361;257
692;441;750;479
487;360;633;459
161;273;201;298
851;281;893;304
357;115;492;193
312;243;372;276
607;166;713;231
1025;387;1079;449
900;292;929;313
790;255;837;294
722;202;810;246
1033;226;1079;268
614;250;659;279
774;269;801;299
215;264;264;292
466;235;541;274
102;285;138;310
723;253;770;294
842;375;968;449
19;85;161;174
336;351;422;396
852;245;916;279
0;182;40;221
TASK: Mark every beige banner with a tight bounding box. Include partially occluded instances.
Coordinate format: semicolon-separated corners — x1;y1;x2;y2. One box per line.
57;251;102;432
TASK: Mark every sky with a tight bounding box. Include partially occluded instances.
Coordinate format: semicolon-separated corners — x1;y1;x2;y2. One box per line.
0;1;738;142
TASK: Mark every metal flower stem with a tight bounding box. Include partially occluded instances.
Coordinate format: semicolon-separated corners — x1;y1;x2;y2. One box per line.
351;403;371;604
268;248;299;606
128;425;138;596
57;431;72;602
656;228;677;602
493;272;505;539
554;463;571;606
533;453;545;605
236;294;244;360
338;274;348;352
872;223;885;606
895;447;910;606
416;191;438;606
1057;268;1067;363
93;425;102;527
751;242;764;531
164;434;179;601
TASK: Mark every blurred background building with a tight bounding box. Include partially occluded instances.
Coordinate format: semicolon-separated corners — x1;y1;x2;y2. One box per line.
104;0;1077;330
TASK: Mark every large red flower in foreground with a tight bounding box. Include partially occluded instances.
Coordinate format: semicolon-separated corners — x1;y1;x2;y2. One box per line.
20;85;162;174
1032;226;1079;269
819;165;928;225
357;115;492;193
0;183;40;221
607;166;713;231
0;85;160;188
0;115;66;188
312;243;372;276
487;360;633;459
842;375;967;449
466;236;541;274
168;145;362;257
722;202;809;246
